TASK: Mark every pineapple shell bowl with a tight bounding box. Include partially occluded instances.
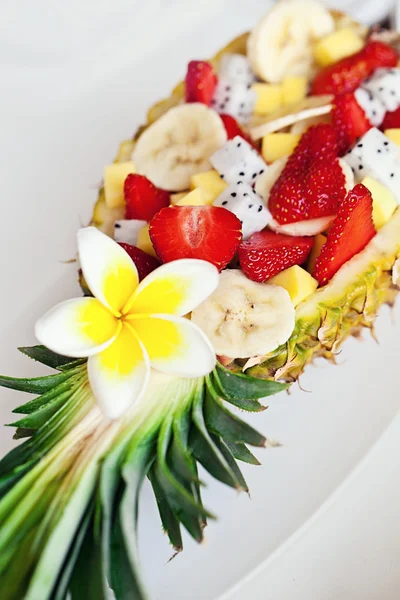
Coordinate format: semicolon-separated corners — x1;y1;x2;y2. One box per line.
1;2;400;599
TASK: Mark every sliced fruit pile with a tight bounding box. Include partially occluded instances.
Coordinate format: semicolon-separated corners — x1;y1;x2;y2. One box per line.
92;0;400;362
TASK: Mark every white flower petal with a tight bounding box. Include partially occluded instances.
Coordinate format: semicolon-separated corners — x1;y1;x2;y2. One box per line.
125;259;219;316
129;314;216;378
78;227;139;315
88;322;150;419
35;297;119;358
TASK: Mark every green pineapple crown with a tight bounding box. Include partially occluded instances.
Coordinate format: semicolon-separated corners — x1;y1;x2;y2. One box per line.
0;345;287;600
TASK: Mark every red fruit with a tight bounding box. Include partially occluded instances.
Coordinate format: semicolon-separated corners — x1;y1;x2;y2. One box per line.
268;124;345;225
118;243;160;280
238;230;314;283
149;205;242;271
313;184;376;286
312;41;398;96
219;114;259;150
124;174;170;222
381;106;400;130
185;60;218;105
332;92;372;155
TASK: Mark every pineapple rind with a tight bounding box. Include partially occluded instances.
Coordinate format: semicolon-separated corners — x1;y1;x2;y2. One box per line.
247;209;400;381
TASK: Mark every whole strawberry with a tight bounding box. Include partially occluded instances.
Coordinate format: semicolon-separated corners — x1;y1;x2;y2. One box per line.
313;184;376;286
312;41;398;96
239;230;313;282
268;124;345;224
124;174;170;221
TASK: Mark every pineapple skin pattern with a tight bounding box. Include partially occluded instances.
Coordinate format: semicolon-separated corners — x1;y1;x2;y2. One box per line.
1;9;400;600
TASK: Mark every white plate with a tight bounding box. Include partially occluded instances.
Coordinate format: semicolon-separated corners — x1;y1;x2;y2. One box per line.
0;2;399;599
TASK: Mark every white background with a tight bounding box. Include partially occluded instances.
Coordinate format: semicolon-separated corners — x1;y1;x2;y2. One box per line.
0;1;399;599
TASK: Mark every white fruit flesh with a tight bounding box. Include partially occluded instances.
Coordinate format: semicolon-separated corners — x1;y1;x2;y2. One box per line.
191;269;295;358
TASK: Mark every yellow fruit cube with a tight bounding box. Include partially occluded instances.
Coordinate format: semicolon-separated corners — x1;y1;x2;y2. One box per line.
176;189;209;206
269;265;318;306
252;83;283;116
189;170;227;203
384;129;400;147
136;224;157;258
104;161;136;208
361;176;398;229
282;77;308;106
262;133;301;163
170;192;188;205
307;233;327;273
313;28;364;67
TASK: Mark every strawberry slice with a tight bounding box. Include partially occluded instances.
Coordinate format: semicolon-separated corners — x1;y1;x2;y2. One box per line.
238;230;314;283
381;105;400;130
268;124;345;225
124;174;170;222
118;243;160;280
312;41;398;96
219;113;259;150
313;184;376;286
332;92;372;155
185;60;218;105
149;205;242;271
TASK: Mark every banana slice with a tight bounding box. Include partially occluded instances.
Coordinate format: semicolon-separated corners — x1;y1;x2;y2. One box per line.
132;103;227;191
249;95;333;140
247;0;335;83
191;269;295;359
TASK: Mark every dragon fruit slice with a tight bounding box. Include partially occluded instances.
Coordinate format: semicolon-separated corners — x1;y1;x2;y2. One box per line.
343;128;400;199
114;219;147;244
212;77;256;123
214;181;271;239
210;135;266;185
362;68;400;113
354;88;386;127
219;53;255;86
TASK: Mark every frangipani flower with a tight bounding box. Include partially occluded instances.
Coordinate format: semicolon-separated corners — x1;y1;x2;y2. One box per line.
35;227;219;419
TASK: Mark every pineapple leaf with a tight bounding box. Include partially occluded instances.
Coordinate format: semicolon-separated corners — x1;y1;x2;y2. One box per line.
213;371;267;412
205;381;266;447
51;506;93;600
18;345;85;371
69;518;108;600
148;466;183;551
190;388;245;490
0;365;84;395
119;439;156;600
211;435;249;493
224;441;260;466
216;363;289;399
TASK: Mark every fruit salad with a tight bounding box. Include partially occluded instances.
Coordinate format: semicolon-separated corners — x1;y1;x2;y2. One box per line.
96;0;400;374
2;2;400;599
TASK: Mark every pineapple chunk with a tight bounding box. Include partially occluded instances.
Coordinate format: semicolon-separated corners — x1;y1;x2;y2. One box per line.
282;77;308;106
307;233;327;273
136;224;157;258
361;176;398;229
189;170;227;203
104;161;136;208
176;189;209;206
384;129;400;148
170;192;188;205
269;266;318;306
252;83;283;116
262;133;300;163
313;28;364;67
